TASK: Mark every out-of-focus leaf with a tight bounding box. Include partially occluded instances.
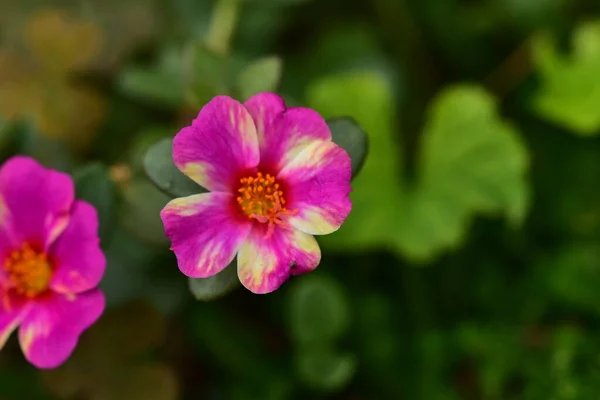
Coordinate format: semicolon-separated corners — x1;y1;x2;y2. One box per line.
120;179;172;245
73;162;118;243
184;43;229;107
327;117;368;179
308;75;530;262
307;72;403;251
189;265;241;301
295;349;357;392
43;301;178;400
144;138;203;198
395;85;529;260
236;56;283;101
287;274;351;345
119;67;185;108
532;22;600;135
12;119;74;171
544;244;600;315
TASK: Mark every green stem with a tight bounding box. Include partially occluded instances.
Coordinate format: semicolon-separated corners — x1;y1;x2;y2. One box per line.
205;0;240;56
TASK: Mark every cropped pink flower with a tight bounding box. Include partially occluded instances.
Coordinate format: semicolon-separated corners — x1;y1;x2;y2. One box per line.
0;156;105;369
161;93;352;294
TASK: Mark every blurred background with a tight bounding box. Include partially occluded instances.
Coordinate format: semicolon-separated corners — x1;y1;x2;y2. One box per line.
2;0;600;399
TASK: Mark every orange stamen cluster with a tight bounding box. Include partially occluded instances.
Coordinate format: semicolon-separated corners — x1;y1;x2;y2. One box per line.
237;172;297;238
3;243;52;298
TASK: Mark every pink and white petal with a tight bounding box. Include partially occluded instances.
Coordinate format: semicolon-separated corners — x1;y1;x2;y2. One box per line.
50;201;105;295
18;289;105;369
0;156;74;247
244;93;331;171
161;192;252;278
173;96;259;192
0;297;26;350
237;226;321;294
279;140;352;235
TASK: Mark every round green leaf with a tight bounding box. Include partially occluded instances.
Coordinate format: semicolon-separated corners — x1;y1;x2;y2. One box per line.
73;162;117;243
188;265;241;301
287;274;351;345
236;56;283;101
144;138;204;198
118;67;185;108
326;117;368;179
295;349;357;392
532;22;600;135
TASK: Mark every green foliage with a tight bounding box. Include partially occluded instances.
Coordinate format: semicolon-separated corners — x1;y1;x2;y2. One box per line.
188;265;241;301
308;74;529;262
73;163;117;241
532;22;600;135
236;56;283;100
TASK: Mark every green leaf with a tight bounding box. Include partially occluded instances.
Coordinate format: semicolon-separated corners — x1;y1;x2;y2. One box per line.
144;138;204;198
295;348;357;392
73;163;117;243
120;179;172;245
307;74;529;262
236;56;283;101
287;274;350;345
188;265;241;301
532;22;600;135
544;244;600;315
185;43;229;107
306;71;403;251
395;85;530;260
119;67;184;108
327;117;368;179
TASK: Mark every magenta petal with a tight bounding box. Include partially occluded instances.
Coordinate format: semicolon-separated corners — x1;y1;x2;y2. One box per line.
279;140;352;235
0;298;26;350
173;96;259;192
244;93;332;171
0;156;74;248
237;226;321;294
161;192;252;278
18;289;104;369
50;201;105;295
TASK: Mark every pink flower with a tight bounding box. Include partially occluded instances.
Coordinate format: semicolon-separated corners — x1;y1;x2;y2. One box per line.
161;93;352;294
0;156;105;369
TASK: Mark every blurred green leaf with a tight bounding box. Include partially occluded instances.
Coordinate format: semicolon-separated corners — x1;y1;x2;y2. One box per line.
295;348;357;392
532;22;600;135
185;43;229;107
395;85;530;260
188;265;241;301
236;56;283;101
307;71;403;251
544;244;600;315
119;67;185;108
327;117;368;179
73;162;117;243
120;179;172;245
13;119;74;171
308;75;529;262
144;138;204;198
287;274;350;345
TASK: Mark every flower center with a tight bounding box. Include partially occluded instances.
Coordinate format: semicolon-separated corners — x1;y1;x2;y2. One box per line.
237;172;297;238
3;243;52;298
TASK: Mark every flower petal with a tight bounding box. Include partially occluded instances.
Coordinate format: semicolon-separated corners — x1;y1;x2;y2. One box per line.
161;192;252;278
0;156;74;248
173;96;259;192
244;93;331;171
50;201;105;295
0;296;26;350
237;226;321;294
279;140;352;235
18;289;104;369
